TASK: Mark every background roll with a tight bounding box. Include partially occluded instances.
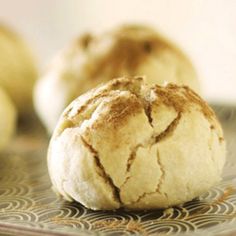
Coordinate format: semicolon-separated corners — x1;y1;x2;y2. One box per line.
0;24;38;116
0;87;16;151
34;25;199;133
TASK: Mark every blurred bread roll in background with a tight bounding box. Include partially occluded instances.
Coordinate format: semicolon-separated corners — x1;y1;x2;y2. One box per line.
0;24;38;116
0;87;16;151
48;77;224;210
34;24;200;133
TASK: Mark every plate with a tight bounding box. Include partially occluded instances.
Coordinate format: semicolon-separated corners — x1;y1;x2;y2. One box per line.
0;104;236;236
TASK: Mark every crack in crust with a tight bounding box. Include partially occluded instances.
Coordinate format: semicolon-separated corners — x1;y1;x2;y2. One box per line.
120;176;131;190
155;148;165;193
155;112;182;143
65;91;110;121
122;110;181;187
124;113;181;205
120;89;182;202
123;103;154;185
128;148;167;205
80;135;122;205
126;144;142;173
143;102;153;127
124;101;221;205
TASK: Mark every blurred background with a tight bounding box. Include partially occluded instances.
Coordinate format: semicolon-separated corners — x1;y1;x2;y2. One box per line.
0;0;236;103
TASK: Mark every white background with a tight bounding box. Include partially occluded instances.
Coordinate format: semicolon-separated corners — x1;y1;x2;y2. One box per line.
0;0;236;103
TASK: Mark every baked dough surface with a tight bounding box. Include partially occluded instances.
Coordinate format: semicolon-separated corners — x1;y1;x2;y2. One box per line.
48;77;225;210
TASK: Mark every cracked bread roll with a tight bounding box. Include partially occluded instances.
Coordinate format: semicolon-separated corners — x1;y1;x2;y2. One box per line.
35;24;199;133
48;77;225;210
0;87;16;151
0;24;38;116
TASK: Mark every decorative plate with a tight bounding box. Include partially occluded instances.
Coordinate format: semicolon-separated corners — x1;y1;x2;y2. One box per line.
0;104;236;236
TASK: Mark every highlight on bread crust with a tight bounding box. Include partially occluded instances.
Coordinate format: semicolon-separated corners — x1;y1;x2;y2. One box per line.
0;24;38;116
48;77;225;210
34;24;200;133
0;87;16;151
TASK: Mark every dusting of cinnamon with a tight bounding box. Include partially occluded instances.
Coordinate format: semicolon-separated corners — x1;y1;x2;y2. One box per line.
108;76;143;96
93;219;148;235
183;85;215;120
104;95;143;127
66;77;142;121
90;94;143;131
152;84;188;115
86;25;173;80
210;125;215;130
94;219;122;228
59;77;145;135
219;137;224;143
78;33;93;49
213;186;235;204
153;84;215;122
126;220;147;235
70;91;110;119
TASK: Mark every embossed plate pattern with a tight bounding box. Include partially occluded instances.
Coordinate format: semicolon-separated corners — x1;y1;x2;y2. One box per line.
0;105;236;236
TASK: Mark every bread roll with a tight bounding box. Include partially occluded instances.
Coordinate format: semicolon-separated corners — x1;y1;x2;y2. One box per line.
48;77;225;210
35;25;199;133
0;87;16;151
0;24;37;116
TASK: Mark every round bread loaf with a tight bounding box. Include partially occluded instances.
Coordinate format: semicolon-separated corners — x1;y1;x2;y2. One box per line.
0;87;16;151
35;24;200;133
48;77;225;210
0;24;37;116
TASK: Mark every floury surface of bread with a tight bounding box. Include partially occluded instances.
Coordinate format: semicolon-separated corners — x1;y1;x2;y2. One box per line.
0;87;16;151
48;77;225;210
34;24;200;133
